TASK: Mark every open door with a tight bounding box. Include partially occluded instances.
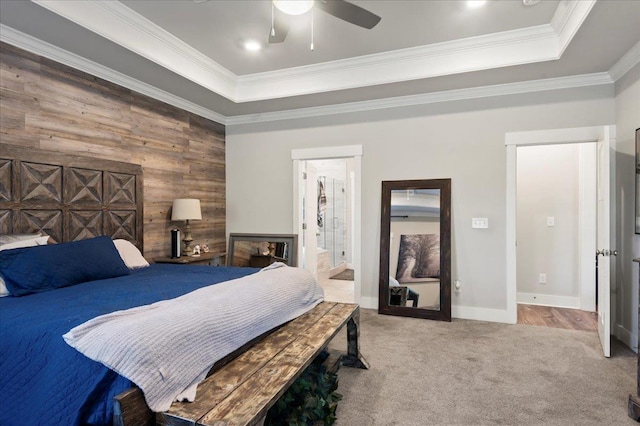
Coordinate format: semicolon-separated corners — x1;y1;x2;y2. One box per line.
596;127;615;358
302;162;318;277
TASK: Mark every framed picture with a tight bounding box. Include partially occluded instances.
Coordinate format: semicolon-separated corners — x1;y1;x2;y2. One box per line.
636;128;640;234
395;234;440;283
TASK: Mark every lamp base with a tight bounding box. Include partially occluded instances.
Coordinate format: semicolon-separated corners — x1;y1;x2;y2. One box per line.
182;221;194;256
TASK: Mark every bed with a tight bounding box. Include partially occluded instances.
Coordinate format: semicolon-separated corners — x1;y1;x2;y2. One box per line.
0;261;265;425
0;144;366;426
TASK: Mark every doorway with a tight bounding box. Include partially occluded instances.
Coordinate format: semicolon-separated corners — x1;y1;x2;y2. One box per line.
305;158;353;303
291;145;363;305
515;143;596;313
505;125;616;357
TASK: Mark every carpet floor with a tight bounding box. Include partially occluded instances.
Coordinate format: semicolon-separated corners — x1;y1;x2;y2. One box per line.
330;309;636;425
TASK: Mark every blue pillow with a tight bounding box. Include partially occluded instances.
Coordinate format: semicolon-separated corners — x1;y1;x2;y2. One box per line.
0;236;130;296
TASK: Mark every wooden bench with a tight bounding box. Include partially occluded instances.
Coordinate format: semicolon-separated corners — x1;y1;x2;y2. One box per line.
114;302;368;426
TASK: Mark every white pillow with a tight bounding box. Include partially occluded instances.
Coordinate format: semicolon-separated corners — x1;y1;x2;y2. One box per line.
0;276;8;297
0;234;50;251
113;239;149;269
0;233;43;243
389;276;400;286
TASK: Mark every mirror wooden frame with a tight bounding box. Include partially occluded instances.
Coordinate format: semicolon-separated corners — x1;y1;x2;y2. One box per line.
378;179;451;321
227;233;298;267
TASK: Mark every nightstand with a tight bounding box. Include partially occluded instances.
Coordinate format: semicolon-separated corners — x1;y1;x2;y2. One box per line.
155;252;227;266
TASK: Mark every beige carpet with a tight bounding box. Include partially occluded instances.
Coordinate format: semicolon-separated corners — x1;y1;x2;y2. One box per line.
330;309;636;425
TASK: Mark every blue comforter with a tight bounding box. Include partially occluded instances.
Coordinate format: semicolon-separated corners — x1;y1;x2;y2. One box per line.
0;264;258;426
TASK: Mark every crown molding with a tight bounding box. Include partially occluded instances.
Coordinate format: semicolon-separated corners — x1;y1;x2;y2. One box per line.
32;0;237;99
236;25;560;101
30;0;594;104
552;0;597;56
608;40;640;82
0;24;227;125
1;23;615;130
226;73;613;126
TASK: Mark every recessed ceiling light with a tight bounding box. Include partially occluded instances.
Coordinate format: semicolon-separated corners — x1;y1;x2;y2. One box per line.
523;0;541;5
244;40;262;52
467;0;487;8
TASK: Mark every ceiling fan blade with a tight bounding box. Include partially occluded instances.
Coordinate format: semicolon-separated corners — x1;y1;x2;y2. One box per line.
316;0;381;29
269;8;290;43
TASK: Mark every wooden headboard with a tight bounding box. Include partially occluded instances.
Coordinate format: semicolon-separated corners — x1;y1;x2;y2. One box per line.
0;144;144;250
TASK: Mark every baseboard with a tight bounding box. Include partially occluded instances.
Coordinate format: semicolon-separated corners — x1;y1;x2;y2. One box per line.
517;292;580;309
452;305;511;324
616;323;638;353
357;297;511;323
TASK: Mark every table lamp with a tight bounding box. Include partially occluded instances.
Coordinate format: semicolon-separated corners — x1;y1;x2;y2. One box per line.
171;198;202;256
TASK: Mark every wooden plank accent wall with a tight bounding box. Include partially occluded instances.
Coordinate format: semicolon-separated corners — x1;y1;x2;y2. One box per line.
0;42;226;258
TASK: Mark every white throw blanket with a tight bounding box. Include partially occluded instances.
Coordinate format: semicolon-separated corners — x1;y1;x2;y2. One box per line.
63;263;324;412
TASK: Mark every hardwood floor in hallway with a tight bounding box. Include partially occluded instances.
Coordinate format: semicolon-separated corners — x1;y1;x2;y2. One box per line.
517;304;598;331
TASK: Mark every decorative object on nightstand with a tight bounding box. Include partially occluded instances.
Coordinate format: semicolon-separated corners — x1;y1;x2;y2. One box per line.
171;198;202;256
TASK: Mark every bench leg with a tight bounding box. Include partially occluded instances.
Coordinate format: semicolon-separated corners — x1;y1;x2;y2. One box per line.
342;309;369;369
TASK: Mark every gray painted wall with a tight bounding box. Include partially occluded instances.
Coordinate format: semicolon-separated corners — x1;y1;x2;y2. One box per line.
614;61;640;351
516;144;581;304
226;84;616;322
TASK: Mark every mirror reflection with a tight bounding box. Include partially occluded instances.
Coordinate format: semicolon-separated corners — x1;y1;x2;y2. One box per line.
227;233;298;268
389;189;441;310
379;179;451;321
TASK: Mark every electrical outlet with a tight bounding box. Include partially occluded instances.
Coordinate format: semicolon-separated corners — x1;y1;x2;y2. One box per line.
454;280;462;293
539;273;547;284
547;216;555;227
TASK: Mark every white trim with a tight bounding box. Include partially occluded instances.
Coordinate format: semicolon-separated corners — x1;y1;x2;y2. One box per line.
505;125;606;146
30;0;593;103
237;25;560;101
0;24;227;125
359;298;512;324
228;73;613;126
578;143;597;312
3;22;625;127
506;145;518;324
452;306;511;324
608;40;640;82
505;126;615;330
516;293;581;309
291;145;363;160
551;0;597;56
32;0;237;100
291;146;363;306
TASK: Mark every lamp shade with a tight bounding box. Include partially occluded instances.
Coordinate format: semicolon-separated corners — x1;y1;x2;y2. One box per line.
171;199;202;221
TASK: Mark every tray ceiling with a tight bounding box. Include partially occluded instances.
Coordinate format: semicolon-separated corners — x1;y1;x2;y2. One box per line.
0;0;638;123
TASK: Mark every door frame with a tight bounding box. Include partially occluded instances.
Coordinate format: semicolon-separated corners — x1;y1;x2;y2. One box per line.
505;125;616;323
292;145;363;304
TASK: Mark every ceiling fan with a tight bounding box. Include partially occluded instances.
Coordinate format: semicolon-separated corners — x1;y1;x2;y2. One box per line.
269;0;382;44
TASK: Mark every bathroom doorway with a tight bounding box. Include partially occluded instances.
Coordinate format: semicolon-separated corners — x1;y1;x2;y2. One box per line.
292;145;362;305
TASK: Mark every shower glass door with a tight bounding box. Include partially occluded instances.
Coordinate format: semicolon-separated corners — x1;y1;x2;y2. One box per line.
318;176;346;268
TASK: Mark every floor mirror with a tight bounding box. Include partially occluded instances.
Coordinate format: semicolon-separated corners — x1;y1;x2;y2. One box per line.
378;179;451;321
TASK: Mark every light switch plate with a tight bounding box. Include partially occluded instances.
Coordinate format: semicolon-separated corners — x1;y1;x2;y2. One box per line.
547;216;555;227
472;218;489;228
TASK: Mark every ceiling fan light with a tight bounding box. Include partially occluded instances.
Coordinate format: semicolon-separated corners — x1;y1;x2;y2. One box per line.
273;0;314;16
466;0;487;8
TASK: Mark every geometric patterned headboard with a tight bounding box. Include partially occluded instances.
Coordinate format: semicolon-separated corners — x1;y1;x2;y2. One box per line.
0;144;144;250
